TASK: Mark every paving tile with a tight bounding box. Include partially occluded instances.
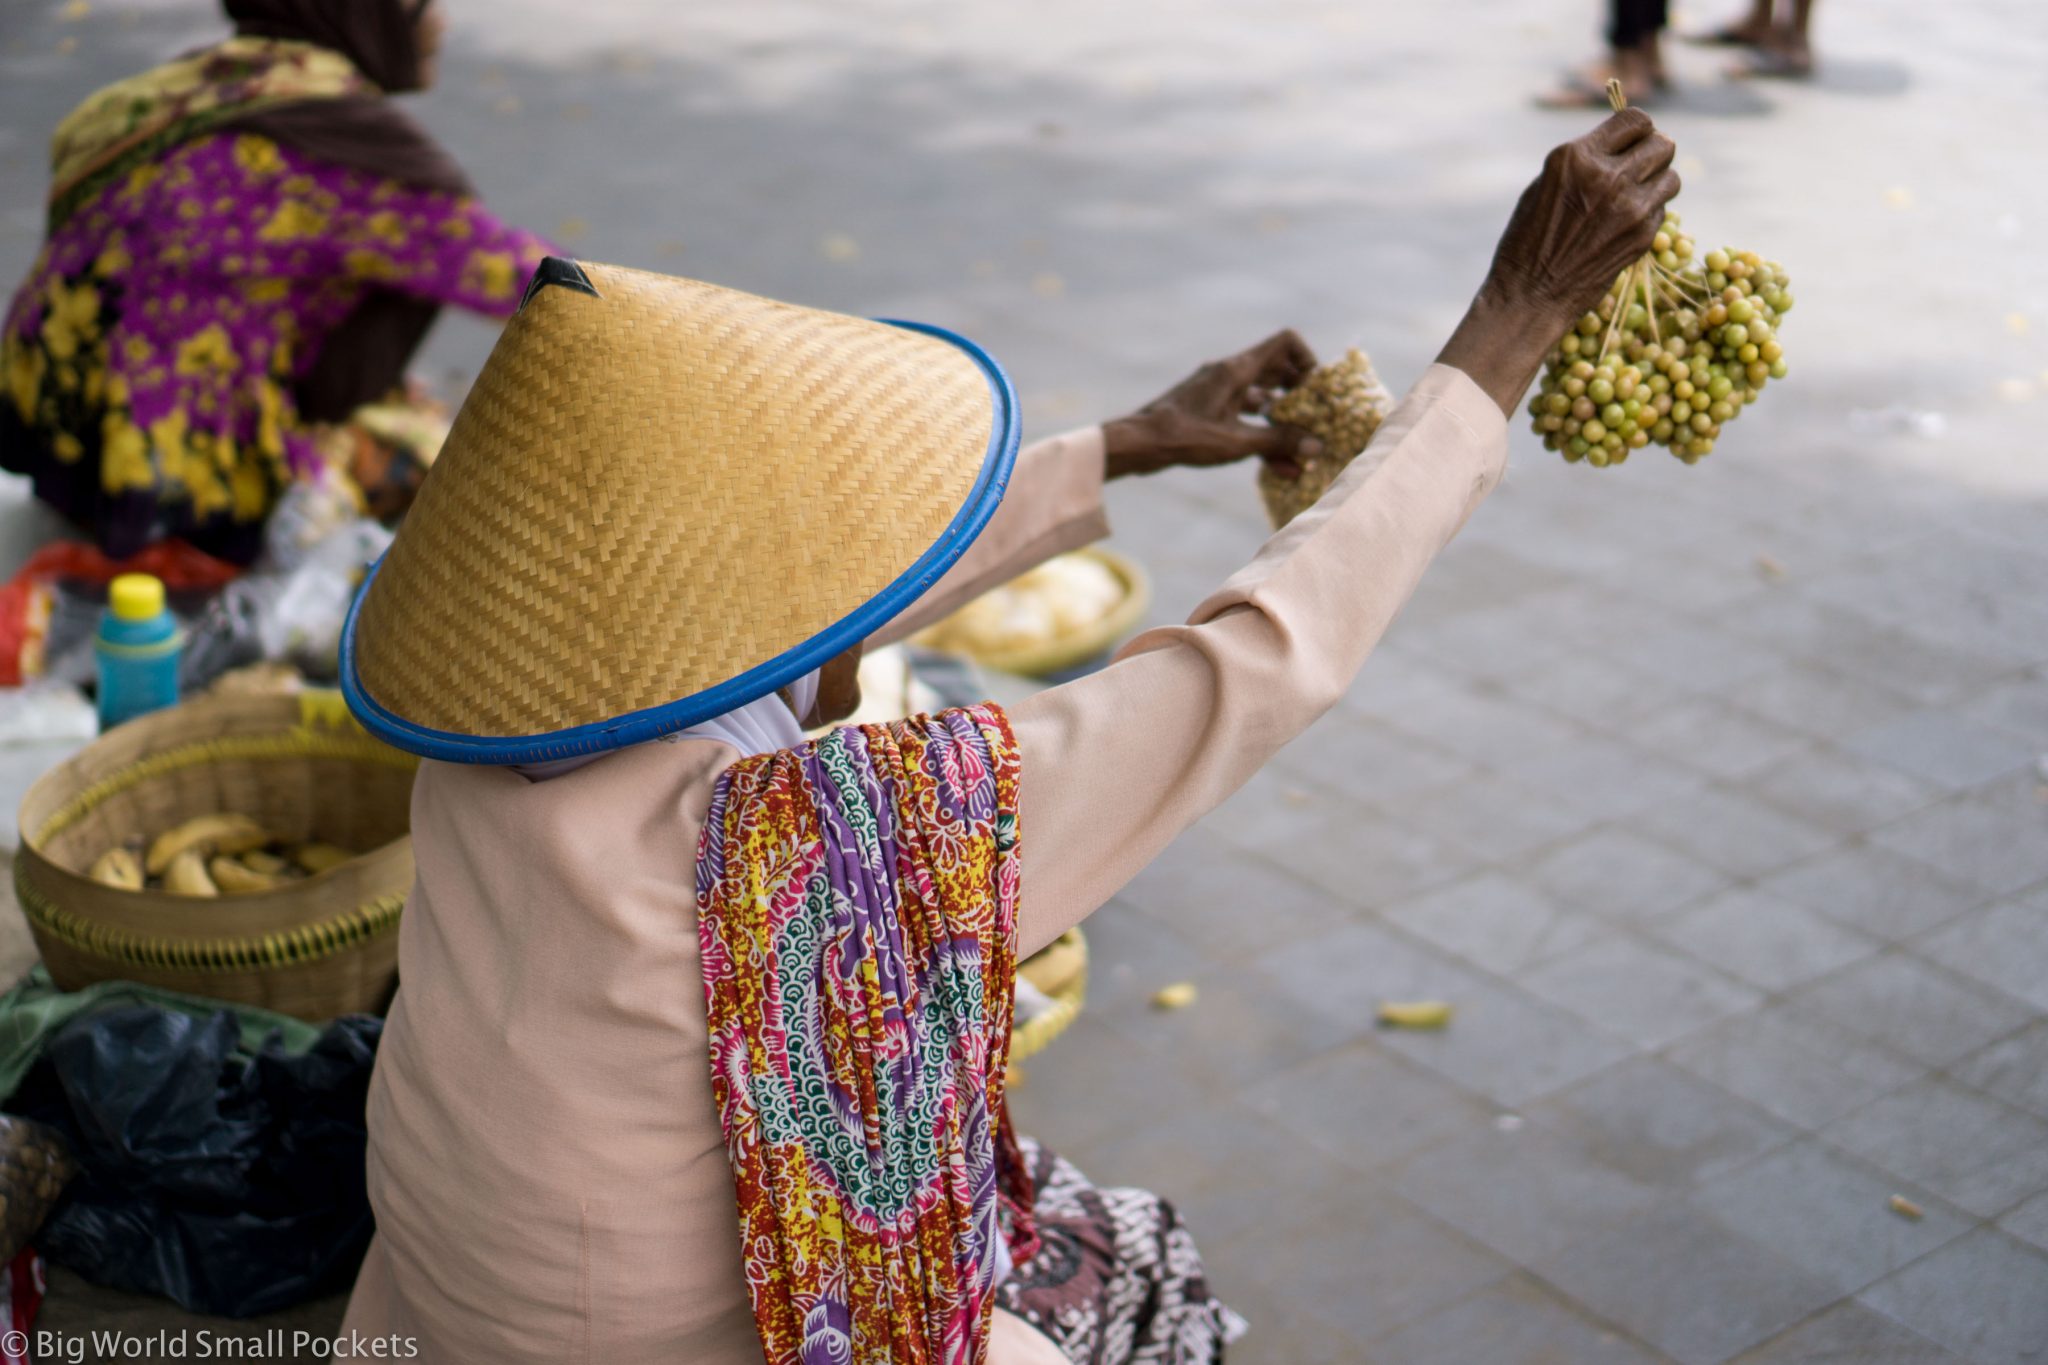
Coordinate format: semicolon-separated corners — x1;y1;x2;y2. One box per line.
1612;544;1773;618
1757;845;1990;942
1223;1187;1510;1344
1530;1057;1798;1190
1369;1273;1663;1365
1733;1301;1965;1364
1914;889;2048;1012
1792;951;2034;1069
1003;1014;1208;1151
1610;621;1790;694
1342;645;1459;723
1728;597;2008;707
1391;1121;1663;1263
1824;1076;2048;1218
1208;1272;1374;1365
1725;662;1916;741
1859;1229;2048;1365
1653;887;1882;991
1377;680;1589;769
1222;806;1478;909
1502;651;1678;728
1746;746;1943;836
1520;828;1731;925
1911;530;2048;604
1195;765;1348;852
1957;675;2048;746
1066;900;1214;1012
1521;937;1762;1050
1378;772;1604;860
2000;1190;2048;1255
1631;785;1840;881
1530;1203;1840;1365
1243;1040;1494;1173
1253;924;1633;1105
1843;710;2037;790
1115;838;1354;959
1694;1139;1971;1294
1625;696;1811;781
1491;734;1707;824
1952;1021;2048;1121
1108;963;1362;1090
1398;602;1571;682
1400;543;1577;616
1872;772;2048;897
1265;714;1477;806
1809;562;2048;670
1384;872;1610;975
1076;1103;1367;1247
1736;498;1940;569
1665;1006;1924;1130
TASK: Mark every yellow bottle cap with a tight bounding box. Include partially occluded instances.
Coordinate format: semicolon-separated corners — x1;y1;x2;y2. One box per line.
108;573;165;622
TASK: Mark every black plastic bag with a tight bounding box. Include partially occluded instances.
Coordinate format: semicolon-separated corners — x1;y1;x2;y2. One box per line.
9;1003;380;1317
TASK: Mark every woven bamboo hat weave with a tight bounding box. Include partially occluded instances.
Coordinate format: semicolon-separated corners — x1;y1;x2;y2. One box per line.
341;259;1019;763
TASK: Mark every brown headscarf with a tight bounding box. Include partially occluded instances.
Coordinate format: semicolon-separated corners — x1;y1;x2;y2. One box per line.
218;0;472;420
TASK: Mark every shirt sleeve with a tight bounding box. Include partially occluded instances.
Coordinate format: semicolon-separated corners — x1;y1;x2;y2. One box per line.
1010;365;1509;955
870;426;1111;647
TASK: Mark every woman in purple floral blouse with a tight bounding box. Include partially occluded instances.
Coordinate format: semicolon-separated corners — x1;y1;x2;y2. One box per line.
1;0;553;564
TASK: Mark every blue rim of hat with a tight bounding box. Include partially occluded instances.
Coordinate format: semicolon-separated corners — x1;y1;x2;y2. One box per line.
339;318;1020;764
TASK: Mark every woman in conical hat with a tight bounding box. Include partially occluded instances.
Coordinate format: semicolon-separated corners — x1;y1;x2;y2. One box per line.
339;110;1677;1364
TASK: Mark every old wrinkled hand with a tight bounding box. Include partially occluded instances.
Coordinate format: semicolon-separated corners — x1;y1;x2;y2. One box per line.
1439;109;1682;417
1103;329;1324;479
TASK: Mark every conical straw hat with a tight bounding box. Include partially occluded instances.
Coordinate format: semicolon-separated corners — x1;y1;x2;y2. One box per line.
341;259;1018;763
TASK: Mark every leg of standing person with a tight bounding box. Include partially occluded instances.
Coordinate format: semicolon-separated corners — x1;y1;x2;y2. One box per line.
1734;0;1816;77
1690;0;1778;47
1537;0;1667;108
1786;0;1818;62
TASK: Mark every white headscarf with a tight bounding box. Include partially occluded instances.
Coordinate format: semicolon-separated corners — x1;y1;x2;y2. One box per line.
512;670;820;781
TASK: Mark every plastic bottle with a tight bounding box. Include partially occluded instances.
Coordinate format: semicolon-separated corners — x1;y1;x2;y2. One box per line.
95;573;183;731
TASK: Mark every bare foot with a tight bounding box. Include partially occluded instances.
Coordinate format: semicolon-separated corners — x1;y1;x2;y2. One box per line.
1729;24;1814;77
1688;7;1776;47
1536;49;1660;108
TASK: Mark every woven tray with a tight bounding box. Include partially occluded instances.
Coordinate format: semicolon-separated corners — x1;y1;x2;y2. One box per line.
14;691;417;1022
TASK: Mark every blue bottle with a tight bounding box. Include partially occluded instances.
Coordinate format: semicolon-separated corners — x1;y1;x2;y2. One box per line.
96;573;183;731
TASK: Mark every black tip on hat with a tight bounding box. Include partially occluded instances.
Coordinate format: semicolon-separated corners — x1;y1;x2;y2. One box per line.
518;257;601;313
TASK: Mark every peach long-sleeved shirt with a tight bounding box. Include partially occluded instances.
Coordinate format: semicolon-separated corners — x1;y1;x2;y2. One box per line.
339;364;1507;1363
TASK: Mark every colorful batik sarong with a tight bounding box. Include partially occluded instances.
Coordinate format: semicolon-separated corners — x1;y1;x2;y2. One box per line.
696;704;1037;1365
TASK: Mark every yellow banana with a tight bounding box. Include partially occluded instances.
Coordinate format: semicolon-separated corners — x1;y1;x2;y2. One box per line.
87;847;144;890
210;855;285;895
145;813;272;875
239;850;291;877
1375;1000;1454;1031
163;848;219;897
292;842;355;875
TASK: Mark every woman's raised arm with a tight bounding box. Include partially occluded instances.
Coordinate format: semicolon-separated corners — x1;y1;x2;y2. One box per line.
1010;110;1682;953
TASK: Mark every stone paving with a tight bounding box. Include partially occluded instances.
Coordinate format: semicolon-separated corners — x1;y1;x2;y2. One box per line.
2;0;2046;1360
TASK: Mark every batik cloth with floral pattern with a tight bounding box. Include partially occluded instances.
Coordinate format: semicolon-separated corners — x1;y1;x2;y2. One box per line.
2;37;550;562
697;705;1040;1365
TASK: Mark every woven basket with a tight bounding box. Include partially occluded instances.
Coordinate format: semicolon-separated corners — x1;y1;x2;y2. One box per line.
914;548;1151;679
13;691;418;1022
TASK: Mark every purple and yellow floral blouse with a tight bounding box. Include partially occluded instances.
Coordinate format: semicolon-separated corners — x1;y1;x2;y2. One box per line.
2;129;550;560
